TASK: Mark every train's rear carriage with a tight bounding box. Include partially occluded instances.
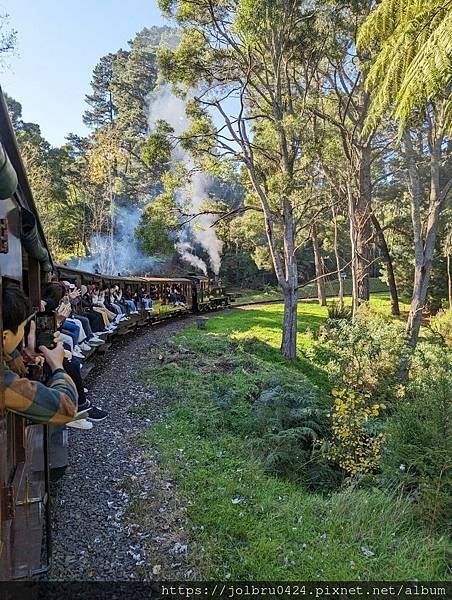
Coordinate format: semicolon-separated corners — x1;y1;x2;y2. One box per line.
0;88;53;579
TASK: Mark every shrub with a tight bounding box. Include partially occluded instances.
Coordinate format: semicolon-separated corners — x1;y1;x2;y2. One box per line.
323;309;407;407
317;309;407;476
326;302;353;322
251;374;340;488
325;387;385;476
429;309;452;348
382;343;452;528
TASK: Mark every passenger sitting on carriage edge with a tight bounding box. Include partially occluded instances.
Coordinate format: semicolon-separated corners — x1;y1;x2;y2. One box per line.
2;283;78;425
140;287;153;311
124;286;138;314
40;283;109;426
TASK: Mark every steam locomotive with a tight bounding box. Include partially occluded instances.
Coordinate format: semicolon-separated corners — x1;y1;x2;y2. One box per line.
0;87;230;580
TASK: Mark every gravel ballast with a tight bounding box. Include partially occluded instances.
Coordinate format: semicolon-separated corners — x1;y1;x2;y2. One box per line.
43;317;197;581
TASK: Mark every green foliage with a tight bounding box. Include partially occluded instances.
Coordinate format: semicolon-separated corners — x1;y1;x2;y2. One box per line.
140;301;449;579
252;374;337;487
326;302;352;321
141;120;173;176
382;343;452;528
429;309;452;348
135;191;179;256
321;307;407;407
358;0;452;132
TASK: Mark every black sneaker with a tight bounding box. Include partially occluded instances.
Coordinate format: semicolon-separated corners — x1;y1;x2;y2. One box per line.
77;400;92;415
87;406;108;422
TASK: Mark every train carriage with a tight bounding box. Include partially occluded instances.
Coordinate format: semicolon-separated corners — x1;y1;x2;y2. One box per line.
0;86;230;581
0;88;53;579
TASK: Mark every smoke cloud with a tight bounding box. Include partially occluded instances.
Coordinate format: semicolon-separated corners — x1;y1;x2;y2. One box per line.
70;204;163;276
148;85;224;275
175;242;208;275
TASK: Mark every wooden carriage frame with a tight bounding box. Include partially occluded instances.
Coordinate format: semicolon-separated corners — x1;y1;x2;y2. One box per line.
0;88;54;579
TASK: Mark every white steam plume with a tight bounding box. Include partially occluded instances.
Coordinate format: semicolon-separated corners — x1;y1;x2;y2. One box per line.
70;204;163;276
148;85;223;275
176;242;208;275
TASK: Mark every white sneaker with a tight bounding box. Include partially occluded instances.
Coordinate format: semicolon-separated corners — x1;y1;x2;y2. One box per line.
73;348;85;359
80;342;92;351
89;338;105;346
67;419;93;430
94;331;108;337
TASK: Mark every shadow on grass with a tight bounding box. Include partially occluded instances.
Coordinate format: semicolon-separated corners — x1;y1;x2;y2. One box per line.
196;304;330;390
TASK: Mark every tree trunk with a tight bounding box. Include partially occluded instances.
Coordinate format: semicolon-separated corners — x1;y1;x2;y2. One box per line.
279;194;298;360
404;125;449;347
281;276;298;360
348;184;359;317
370;214;400;316
312;223;326;306
332;203;344;310
448;252;452;310
355;145;372;302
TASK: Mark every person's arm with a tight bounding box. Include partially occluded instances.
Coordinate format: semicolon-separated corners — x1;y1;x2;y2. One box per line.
5;367;78;424
4;341;78;425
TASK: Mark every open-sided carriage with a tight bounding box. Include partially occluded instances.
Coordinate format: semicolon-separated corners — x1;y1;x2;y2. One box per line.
0;88;54;579
0;84;231;580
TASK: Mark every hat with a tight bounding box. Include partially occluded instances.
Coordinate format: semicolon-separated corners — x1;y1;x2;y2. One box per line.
69;283;76;290
62;280;71;288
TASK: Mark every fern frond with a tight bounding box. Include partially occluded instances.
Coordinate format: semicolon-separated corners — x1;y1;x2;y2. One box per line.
359;0;452;132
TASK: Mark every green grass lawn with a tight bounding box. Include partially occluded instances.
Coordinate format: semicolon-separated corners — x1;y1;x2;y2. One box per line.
234;277;390;305
140;298;449;580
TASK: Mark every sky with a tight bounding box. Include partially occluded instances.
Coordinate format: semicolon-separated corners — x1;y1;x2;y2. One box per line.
0;0;166;146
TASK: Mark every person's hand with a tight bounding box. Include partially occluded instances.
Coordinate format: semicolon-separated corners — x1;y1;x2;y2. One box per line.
25;319;37;355
40;342;65;372
55;302;72;326
40;300;47;312
69;289;81;300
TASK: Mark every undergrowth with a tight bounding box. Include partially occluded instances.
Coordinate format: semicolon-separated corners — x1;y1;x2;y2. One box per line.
140;302;450;580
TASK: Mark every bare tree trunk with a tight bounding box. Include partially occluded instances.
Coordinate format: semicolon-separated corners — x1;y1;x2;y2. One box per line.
355;145;372;302
404;119;451;347
312;223;327;306
332;203;344;310
281;272;298;359
348;184;359;317
370;214;400;316
448;252;452;310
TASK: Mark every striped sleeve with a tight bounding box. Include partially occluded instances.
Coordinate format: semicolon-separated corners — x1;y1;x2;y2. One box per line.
4;366;78;425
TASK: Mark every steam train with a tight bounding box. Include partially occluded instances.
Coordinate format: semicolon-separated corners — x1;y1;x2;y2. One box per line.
0;87;230;580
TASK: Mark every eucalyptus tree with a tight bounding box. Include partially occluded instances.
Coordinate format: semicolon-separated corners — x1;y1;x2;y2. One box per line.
157;0;329;359
359;0;452;346
306;0;403;315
